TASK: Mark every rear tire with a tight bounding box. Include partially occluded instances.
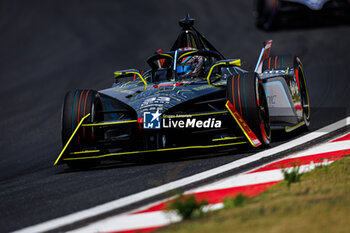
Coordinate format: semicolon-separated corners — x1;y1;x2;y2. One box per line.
227;72;271;146
61;89;102;168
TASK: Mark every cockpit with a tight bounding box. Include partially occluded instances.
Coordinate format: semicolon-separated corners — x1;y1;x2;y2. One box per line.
146;48;222;82
113;15;242;88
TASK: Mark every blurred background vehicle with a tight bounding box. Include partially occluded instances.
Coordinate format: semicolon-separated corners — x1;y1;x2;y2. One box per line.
254;0;350;29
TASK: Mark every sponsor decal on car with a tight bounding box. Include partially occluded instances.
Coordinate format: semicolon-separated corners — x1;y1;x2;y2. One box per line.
143;111;222;129
143;110;162;129
163;117;222;129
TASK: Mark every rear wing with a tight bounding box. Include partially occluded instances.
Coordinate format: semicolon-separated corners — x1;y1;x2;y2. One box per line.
254;40;272;74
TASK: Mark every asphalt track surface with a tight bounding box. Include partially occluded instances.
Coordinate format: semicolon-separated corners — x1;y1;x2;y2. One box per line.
0;1;349;232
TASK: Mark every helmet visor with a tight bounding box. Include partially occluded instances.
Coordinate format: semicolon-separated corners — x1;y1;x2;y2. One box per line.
177;64;191;74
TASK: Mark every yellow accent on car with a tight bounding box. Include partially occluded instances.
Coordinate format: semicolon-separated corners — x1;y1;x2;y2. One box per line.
114;71;147;91
212;136;244;142
177;50;199;60
285;121;305;133
82;120;138;127
225;101;257;147
63;141;248;161
169;96;181;101
70;150;100;155
176;89;192;95
54;113;91;166
121;81;131;87
159;53;174;59
206;59;241;87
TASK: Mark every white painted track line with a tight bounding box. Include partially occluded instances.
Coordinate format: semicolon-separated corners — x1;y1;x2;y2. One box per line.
13;116;350;233
287;140;350;159
189;160;334;194
68;203;226;233
69;211;180;233
188;169;284;194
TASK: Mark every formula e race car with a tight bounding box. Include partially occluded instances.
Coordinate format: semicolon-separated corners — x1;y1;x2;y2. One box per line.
54;15;310;168
255;0;350;29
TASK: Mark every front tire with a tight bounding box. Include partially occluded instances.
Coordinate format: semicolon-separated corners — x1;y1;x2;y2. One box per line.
61;89;102;168
227;72;271;147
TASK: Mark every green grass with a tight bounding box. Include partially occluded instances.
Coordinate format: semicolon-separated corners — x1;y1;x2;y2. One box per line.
159;156;350;233
223;193;248;209
282;164;302;187
166;194;209;220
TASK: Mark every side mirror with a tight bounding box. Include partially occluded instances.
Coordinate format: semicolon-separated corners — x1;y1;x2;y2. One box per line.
114;69;147;91
206;59;241;86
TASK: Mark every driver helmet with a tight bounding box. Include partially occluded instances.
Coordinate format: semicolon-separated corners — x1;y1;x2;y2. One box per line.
176;47;205;78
